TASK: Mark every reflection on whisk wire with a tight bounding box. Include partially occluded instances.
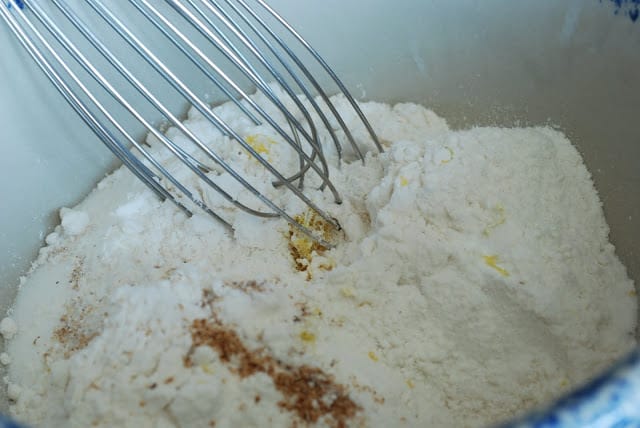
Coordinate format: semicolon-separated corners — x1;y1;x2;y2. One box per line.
1;0;381;247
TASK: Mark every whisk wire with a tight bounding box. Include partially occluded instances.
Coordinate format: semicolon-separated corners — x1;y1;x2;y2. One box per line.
129;0;337;198
251;0;383;154
228;0;365;161
174;0;344;194
0;1;227;226
82;0;345;218
200;0;350;166
51;0;341;228
160;0;333;185
1;0;382;246
124;1;262;126
31;0;257;219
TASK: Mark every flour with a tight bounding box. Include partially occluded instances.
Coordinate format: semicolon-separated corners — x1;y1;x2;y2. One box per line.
0;319;17;341
2;93;637;428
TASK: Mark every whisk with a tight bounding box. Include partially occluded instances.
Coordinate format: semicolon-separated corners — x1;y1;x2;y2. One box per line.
1;0;381;246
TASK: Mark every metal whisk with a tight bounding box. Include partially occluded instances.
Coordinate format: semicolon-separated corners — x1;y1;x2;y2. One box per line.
1;0;381;246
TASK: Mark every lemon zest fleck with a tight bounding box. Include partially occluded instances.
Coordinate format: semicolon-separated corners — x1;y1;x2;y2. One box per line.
299;330;316;343
440;146;454;164
318;257;336;272
368;351;379;362
406;379;415;389
340;287;355;298
288;209;333;280
400;176;409;186
244;134;275;159
483;204;506;236
483;255;510;277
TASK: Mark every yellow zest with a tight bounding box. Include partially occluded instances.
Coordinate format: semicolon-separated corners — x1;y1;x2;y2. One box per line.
318;258;336;272
332;316;346;327
340;287;355;298
368;351;379;362
201;364;215;375
244;134;275;159
288;210;334;280
400;176;409;186
440;146;454;164
483;204;506;236
406;379;415;389
299;330;316;343
629;289;637;297
483;255;510;277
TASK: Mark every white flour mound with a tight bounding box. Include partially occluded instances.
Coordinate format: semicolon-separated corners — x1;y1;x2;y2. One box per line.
2;93;637;428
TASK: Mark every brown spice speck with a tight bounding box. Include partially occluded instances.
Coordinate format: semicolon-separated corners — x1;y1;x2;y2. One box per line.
69;256;85;290
186;319;265;378
52;299;102;359
350;378;385;405
200;289;220;309
225;280;266;294
185;317;360;428
53;326;98;358
274;366;360;427
161;268;177;280
287;210;335;280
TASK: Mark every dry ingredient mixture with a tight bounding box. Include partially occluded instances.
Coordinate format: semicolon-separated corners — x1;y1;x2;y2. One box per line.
1;92;637;428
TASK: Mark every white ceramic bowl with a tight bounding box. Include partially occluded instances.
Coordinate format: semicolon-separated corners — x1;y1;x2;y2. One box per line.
1;1;638;426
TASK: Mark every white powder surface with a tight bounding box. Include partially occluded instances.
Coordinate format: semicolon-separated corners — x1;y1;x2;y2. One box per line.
0;318;17;341
3;93;637;428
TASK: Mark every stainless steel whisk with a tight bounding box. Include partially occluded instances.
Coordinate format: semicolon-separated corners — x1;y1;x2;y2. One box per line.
1;0;381;246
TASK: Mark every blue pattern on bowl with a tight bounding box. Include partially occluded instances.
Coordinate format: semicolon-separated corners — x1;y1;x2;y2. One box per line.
0;415;23;428
500;348;640;428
